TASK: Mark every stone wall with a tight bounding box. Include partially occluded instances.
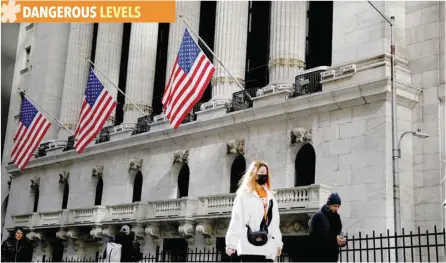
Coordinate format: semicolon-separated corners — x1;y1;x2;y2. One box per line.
406;1;444;230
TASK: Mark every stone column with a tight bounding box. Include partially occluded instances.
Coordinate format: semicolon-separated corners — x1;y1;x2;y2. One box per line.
123;24;159;124
165;1;201;81
268;1;307;85
58;23;94;140
211;1;249;102
28;24;70;140
94;23;124;126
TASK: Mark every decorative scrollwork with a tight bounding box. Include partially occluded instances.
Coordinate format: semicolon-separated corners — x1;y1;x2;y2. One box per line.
173;150;189;165
269;58;305;69
211;76;245;86
129;158;143;173
30;176;40;190
280;221;302;234
290;127;313;145
123;104;152;115
212;223;228;236
102;226;116;238
195;222;213;238
89;226;103;238
131;224;145;239
56;229;67;240
59;171;69;184
178;221;195;239
26;231;42;240
92;165;104;178
226;139;245;155
145;225;160;239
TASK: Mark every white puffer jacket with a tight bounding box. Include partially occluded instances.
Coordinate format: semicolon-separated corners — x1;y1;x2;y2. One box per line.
225;187;283;260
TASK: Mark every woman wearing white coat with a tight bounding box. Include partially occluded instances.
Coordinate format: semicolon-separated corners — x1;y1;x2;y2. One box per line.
225;161;283;262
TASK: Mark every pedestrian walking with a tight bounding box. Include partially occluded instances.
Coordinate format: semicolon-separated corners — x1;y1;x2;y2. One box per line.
225;161;283;262
1;227;33;262
309;193;346;262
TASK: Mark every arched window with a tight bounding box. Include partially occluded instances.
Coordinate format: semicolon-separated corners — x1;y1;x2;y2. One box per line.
94;178;103;205
132;171;143;202
33;187;39;212
62;183;69;209
177;164;190;198
230;154;246;193
294;144;316;187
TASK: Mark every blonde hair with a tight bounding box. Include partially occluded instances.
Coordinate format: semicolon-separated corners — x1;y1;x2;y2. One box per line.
236;160;272;196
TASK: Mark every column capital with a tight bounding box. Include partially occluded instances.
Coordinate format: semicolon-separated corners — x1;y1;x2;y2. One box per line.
269;58;305;69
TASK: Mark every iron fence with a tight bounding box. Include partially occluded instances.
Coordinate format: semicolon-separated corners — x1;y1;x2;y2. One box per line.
339;226;445;262
41;227;445;262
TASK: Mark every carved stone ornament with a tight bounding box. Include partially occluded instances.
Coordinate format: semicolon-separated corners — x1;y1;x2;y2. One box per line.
209;222;227;236
173;150;189;165
66;228;79;239
30;176;40;190
56;229;67;240
131;224;145;239
144;225;160;239
129;158;143;173
178;221;195;239
102;226;116;238
92;165;104;178
89;226;103;238
160;225;177;238
26;231;43;241
59;171;69;184
280;221;302;234
226;139;245;155
195;222;213;238
290;127;313;145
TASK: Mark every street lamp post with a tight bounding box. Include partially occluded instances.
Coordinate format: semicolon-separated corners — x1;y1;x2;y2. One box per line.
367;1;399;234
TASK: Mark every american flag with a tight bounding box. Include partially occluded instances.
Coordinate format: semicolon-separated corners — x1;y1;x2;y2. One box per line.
162;29;215;129
74;69;116;153
11;95;51;170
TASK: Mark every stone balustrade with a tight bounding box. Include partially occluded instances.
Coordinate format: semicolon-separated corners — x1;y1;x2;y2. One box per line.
8;184;330;230
105;202;148;222
68;206;108;225
11;213;40;229
38;210;69;226
147;198;198;219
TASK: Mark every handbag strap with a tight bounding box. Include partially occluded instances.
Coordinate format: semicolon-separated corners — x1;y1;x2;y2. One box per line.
260;200;274;229
246;200;273;233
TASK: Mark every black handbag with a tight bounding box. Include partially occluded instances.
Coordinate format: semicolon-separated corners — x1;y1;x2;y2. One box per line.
246;199;273;246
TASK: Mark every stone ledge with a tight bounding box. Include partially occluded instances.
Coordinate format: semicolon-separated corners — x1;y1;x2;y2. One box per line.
5;78;421;173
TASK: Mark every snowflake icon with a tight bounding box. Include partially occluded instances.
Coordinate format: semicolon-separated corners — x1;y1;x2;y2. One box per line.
1;0;21;23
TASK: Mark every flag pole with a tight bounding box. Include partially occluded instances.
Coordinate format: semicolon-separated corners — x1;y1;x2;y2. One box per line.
85;58;148;118
178;15;246;93
17;88;75;136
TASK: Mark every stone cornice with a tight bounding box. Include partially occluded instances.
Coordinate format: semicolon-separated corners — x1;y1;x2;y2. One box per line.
5;77;421;173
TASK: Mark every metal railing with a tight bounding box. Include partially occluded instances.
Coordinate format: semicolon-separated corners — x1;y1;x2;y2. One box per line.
339;226;445;262
229;87;258;112
291;66;328;98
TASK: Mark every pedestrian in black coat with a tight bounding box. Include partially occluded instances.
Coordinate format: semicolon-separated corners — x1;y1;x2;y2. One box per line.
113;226;142;262
1;227;33;262
309;193;346;262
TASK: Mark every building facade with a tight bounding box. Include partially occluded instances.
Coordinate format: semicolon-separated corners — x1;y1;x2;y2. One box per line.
1;1;445;261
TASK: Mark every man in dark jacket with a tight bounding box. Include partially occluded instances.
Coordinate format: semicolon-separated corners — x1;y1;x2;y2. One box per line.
1;227;33;262
309;193;346;262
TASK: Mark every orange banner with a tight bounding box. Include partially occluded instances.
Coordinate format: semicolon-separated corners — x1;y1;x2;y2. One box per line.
0;0;176;23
